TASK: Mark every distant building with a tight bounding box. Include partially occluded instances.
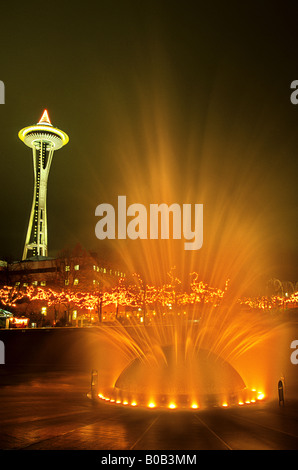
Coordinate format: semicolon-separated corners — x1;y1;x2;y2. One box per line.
0;251;126;325
3;254;125;291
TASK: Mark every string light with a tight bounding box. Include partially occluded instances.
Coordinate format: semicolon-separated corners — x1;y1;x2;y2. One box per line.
0;273;297;318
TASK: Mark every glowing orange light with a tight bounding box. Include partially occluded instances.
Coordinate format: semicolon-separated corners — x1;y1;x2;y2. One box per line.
238;401;244;405
10;317;29;326
257;393;265;400
169;403;176;409
148;402;156;408
1;276;297;318
131;401;137;406
38;109;51;125
222;402;228;407
191;403;199;409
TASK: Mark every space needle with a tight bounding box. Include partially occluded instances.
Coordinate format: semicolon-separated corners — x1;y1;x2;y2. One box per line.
18;110;69;260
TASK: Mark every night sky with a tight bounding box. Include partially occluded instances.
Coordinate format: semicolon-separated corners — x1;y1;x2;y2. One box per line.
0;1;298;291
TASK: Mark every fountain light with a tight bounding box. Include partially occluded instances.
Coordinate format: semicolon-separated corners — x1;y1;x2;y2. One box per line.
96;385;264;410
148;402;156;408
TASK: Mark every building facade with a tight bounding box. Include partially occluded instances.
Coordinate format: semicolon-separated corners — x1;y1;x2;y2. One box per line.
0;251;126;325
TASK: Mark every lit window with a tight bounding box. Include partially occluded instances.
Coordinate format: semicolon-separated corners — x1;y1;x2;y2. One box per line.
65;279;69;286
23;283;28;287
15;282;20;286
93;265;96;271
72;310;77;320
103;268;106;273
65;266;70;272
40;281;46;286
41;307;47;315
74;265;79;271
93;280;97;285
32;281;38;286
74;279;79;285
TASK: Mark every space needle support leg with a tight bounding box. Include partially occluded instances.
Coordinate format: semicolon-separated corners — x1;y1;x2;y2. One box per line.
22;146;37;260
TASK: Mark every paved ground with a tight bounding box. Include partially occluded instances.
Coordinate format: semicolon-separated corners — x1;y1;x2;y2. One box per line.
0;371;297;451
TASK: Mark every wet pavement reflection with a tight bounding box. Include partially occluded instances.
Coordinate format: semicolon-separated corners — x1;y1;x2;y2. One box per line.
0;370;298;450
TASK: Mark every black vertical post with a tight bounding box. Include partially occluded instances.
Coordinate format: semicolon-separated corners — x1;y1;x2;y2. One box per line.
278;379;284;406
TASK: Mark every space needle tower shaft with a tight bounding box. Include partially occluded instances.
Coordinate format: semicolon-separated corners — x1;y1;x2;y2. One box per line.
18;110;69;260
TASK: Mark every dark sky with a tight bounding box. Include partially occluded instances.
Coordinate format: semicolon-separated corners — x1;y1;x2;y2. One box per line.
0;1;298;291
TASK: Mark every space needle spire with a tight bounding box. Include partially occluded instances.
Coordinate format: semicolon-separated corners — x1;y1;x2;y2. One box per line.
18;110;69;260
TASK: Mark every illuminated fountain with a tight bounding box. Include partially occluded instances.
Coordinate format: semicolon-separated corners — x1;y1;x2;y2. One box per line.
86;65;289;410
80;66;291;409
93;301;271;410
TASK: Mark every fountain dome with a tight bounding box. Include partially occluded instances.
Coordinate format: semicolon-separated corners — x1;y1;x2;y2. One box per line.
113;345;246;407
